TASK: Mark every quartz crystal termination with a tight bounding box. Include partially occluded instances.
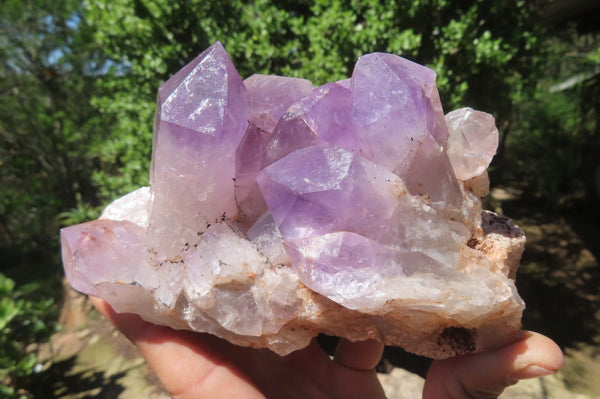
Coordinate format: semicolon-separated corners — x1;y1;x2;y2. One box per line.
61;42;526;358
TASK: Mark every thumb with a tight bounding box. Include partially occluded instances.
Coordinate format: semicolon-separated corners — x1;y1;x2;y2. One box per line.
423;331;564;399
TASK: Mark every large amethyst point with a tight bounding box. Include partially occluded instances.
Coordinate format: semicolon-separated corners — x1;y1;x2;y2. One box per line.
149;42;249;258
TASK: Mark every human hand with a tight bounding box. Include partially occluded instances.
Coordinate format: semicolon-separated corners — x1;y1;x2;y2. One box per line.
91;297;563;399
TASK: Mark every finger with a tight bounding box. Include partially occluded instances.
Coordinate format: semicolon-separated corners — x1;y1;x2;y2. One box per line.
333;339;384;371
423;331;564;399
91;297;265;399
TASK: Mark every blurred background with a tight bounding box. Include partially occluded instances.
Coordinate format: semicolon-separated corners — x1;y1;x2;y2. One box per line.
1;0;598;397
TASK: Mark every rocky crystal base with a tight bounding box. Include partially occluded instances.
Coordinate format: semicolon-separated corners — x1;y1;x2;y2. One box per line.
61;42;526;358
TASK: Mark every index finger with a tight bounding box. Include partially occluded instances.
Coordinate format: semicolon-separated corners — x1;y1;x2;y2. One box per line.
90;297;265;399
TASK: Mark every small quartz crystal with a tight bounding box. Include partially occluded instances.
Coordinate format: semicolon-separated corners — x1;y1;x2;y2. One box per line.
61;42;525;358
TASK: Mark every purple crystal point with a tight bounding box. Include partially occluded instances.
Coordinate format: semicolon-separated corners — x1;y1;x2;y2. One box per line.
235;75;314;226
350;52;462;206
257;144;469;302
351;53;447;145
149;42;249;257
445;107;499;181
61;219;155;298
244;74;313;132
264;82;358;166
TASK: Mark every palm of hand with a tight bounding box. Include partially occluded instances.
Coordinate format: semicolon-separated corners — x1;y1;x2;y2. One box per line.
92;297;563;399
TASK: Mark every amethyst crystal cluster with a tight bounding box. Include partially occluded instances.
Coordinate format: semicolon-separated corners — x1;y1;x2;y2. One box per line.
61;42;525;358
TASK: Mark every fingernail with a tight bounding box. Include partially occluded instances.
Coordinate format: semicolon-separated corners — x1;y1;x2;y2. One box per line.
512;365;556;380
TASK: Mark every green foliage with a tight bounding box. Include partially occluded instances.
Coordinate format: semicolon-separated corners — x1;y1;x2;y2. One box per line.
0;0;108;256
57;193;102;227
501;25;600;203
0;274;59;398
507;90;582;195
